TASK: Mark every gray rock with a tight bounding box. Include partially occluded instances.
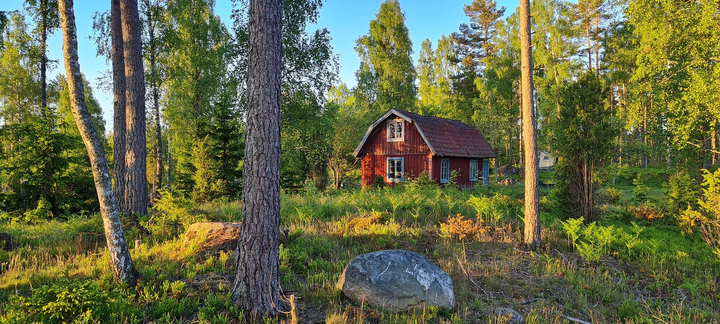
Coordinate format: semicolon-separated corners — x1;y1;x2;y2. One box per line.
494;308;525;324
336;250;454;311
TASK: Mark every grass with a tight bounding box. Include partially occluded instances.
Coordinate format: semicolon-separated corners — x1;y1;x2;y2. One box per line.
1;167;719;323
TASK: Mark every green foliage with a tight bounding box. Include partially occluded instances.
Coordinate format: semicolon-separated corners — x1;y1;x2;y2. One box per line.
632;176;650;201
144;189;204;240
551;72;616;221
191;91;243;203
354;0;417;113
467;193;522;226
696;169;720;250
281;92;332;191
664;171;698;214
5;279;123;323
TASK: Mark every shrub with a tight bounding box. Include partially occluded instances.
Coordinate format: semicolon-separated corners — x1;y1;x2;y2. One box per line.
697;169;720;249
143;189;204;240
6;279;124;323
632;176;650;202
664;171;698;214
630;201;665;221
439;214;488;240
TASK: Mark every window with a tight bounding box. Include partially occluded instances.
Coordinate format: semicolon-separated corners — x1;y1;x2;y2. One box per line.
440;159;450;184
387;157;404;182
387;119;404;142
543;156;550;160
469;160;478;181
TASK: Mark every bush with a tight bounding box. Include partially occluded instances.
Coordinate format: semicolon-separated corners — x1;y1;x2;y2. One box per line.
598;187;623;204
5;279;126;323
143;189;205;240
632;176;650;202
664;171;698;215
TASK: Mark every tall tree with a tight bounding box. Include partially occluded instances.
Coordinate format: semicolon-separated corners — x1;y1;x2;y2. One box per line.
162;0;231;191
119;0;148;215
355;0;416;113
140;0;164;199
110;0;128;212
452;0;506;127
25;0;59;113
552;72;615;221
231;0;287;317
519;0;540;248
452;0;505;72
59;0;137;285
417;36;456;118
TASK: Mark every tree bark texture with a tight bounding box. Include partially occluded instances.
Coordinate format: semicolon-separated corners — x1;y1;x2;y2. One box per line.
120;0;148;215
232;0;288;317
59;0;138;286
520;0;541;249
111;0;128;212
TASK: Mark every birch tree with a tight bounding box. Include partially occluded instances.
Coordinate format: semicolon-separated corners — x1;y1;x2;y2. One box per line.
59;0;137;285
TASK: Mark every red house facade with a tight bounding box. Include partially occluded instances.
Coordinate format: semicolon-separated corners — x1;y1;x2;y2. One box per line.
353;109;496;188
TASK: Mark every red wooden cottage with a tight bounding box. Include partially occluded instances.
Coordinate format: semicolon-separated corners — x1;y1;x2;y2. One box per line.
353;109;496;188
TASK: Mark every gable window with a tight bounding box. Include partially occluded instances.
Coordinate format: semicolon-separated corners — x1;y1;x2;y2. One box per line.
440;158;450;184
387;157;404;182
387;119;404;142
469;160;478;181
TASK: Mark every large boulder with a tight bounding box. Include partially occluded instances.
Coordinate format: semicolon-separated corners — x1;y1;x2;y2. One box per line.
336;250;454;311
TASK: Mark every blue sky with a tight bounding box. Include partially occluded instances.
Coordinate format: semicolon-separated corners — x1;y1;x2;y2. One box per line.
2;0;521;131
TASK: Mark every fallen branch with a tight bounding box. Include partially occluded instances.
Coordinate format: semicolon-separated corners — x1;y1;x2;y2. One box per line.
456;256;490;299
562;315;592;324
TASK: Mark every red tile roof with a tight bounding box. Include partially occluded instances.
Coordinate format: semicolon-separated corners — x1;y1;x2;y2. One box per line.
354;109;497;158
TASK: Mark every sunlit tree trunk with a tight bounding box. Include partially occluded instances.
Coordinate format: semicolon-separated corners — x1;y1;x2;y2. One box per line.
232;0;288;317
59;0;137;285
120;0;148;215
520;0;540;249
111;0;128;212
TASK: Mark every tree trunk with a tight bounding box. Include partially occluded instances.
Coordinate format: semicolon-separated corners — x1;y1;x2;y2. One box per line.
232;0;288;317
520;0;540;249
59;0;137;286
145;1;162;199
40;0;48;113
120;0;148;215
111;0;128;213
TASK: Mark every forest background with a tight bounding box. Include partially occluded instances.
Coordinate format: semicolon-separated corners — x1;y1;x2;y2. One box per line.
1;0;719;322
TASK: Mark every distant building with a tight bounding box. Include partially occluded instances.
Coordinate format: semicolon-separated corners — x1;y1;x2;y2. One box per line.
539;151;557;170
353;109;496;188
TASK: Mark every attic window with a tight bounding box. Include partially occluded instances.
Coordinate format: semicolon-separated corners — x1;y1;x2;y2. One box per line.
387;119;404;142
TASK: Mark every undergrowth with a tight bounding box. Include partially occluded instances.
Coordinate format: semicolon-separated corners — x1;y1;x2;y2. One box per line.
0;167;719;323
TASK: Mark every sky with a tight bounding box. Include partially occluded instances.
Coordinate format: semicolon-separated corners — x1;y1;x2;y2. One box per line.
2;0;521;132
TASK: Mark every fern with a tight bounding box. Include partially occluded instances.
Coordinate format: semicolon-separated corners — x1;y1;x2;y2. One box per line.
560;217;584;247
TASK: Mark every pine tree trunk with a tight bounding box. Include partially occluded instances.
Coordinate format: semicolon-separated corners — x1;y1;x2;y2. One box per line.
146;1;162;199
111;0;128;213
520;0;540;249
59;0;138;286
120;0;148;215
40;0;48;112
232;0;288;317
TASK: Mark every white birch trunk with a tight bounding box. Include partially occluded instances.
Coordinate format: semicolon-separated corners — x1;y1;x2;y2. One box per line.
59;0;138;285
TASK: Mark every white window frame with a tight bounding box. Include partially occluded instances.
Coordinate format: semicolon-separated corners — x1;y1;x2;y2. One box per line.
469;160;478;182
440;158;450;184
387;157;404;183
386;119;404;142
